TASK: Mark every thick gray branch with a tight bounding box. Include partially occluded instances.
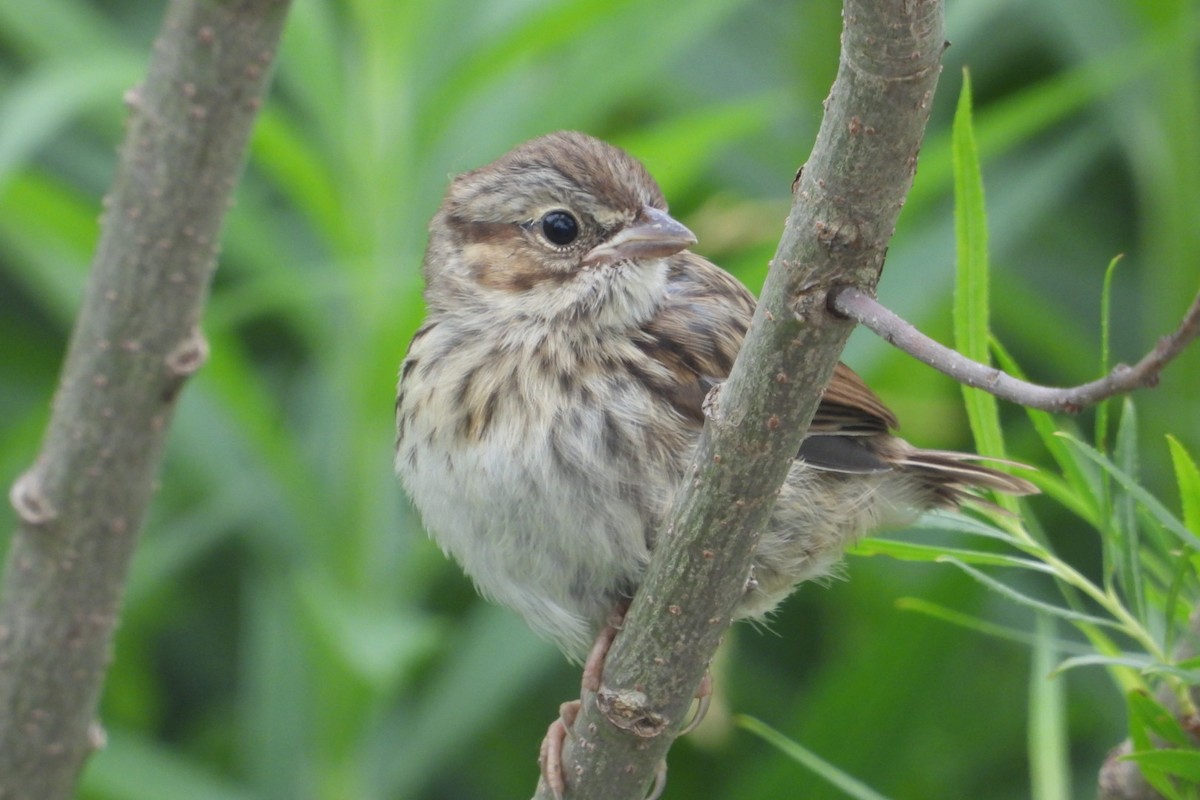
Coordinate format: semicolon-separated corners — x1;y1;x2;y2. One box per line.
534;2;946;797
0;2;290;797
831;285;1200;413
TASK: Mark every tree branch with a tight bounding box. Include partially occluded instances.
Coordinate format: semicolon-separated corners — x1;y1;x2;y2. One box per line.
535;2;946;797
0;2;290;797
831;285;1200;413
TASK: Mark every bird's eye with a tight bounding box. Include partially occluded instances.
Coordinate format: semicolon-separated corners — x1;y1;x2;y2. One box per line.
540;210;579;246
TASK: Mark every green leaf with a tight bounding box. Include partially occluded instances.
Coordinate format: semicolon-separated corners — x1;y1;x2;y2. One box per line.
1138;662;1200;684
1126;692;1189;800
298;573;440;690
250;107;352;253
990;340;1104;528
1125;750;1200;784
897;597;1099;652
1059;434;1200;551
1168;436;1200;536
911;23;1200;208
1112;399;1146;620
0;55;140;190
1051;653;1154;677
1094;255;1124;450
0;172;98;320
0;0;121;58
895;597;1094;655
737;716;894;800
952;69;1007;469
913;509;1027;545
81;730;255;800
940;558;1123;631
1029;615;1071;800
856;538;1055;573
1025;470;1102;530
1128;690;1193;749
616;94;780;198
1174;654;1200;673
377;606;558;798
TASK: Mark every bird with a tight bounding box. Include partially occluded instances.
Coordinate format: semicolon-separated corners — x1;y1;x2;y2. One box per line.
394;130;1036;796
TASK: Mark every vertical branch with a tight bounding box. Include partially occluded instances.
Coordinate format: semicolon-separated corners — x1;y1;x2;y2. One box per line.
535;1;946;797
0;1;291;797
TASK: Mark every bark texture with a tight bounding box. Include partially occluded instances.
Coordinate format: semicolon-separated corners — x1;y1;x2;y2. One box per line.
0;2;291;797
533;1;946;797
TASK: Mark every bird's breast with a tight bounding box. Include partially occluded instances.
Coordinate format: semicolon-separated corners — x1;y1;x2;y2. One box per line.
394;316;694;655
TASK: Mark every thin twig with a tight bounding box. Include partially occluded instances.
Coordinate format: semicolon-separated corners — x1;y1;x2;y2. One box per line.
830;284;1200;413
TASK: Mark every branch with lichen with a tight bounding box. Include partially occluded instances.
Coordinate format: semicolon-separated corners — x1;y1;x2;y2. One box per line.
532;1;947;797
0;2;290;797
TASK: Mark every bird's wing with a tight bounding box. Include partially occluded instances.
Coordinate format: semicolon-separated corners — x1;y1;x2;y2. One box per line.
645;252;900;474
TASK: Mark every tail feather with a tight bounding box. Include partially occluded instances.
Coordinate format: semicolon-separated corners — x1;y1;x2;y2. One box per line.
897;448;1039;508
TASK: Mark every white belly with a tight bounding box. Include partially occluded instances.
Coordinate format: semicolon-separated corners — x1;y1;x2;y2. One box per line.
395;327;678;659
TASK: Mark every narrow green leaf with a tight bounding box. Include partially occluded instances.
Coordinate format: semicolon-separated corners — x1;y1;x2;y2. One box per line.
0;56;140;190
1095;255;1124;450
896;598;1094;655
737;716;894;800
239;572;312;798
1113;399;1146;621
250;108;352;252
911;24;1200;208
81;730;255;800
1126;692;1188;800
1167;436;1200;536
1125;750;1200;784
616;94;781;198
0;0;122;58
1059;434;1200;551
0;172;98;320
1128;690;1193;748
1138;662;1200;684
952;70;1007;470
297;574;440;690
1051;653;1154;677
856;538;1055;572
991;341;1103;526
1162;551;1192;656
378;606;557;798
914;509;1027;545
1027;471;1103;530
940;558;1123;631
1030;615;1070;800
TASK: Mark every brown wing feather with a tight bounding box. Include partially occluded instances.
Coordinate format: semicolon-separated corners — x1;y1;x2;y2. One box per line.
634;252;752;424
811;364;898;433
639;252;1036;492
643;252;897;438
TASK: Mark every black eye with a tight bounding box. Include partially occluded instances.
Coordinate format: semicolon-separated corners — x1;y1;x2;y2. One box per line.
540;210;579;246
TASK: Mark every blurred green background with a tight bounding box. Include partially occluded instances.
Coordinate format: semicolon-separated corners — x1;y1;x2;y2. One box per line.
2;0;1198;798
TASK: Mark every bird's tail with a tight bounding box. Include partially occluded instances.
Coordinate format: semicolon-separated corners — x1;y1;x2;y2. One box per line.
896;448;1039;509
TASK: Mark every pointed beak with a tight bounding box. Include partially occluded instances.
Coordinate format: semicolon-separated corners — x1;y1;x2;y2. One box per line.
583;206;697;267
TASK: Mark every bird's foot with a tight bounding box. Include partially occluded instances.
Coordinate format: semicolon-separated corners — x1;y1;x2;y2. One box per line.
538;699;581;800
678;669;713;736
538;611;626;798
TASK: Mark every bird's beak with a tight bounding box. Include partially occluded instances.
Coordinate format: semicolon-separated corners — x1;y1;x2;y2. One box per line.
583;206;697;267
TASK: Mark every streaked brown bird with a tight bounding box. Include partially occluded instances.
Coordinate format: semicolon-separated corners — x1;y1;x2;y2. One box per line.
395;130;1035;796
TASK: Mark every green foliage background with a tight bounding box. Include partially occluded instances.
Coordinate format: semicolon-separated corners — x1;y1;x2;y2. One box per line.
1;0;1198;798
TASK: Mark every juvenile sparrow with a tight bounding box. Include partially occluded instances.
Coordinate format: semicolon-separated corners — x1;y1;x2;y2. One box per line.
394;131;1035;787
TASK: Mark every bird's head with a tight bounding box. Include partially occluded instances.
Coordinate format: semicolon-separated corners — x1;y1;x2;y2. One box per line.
422;131;696;327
